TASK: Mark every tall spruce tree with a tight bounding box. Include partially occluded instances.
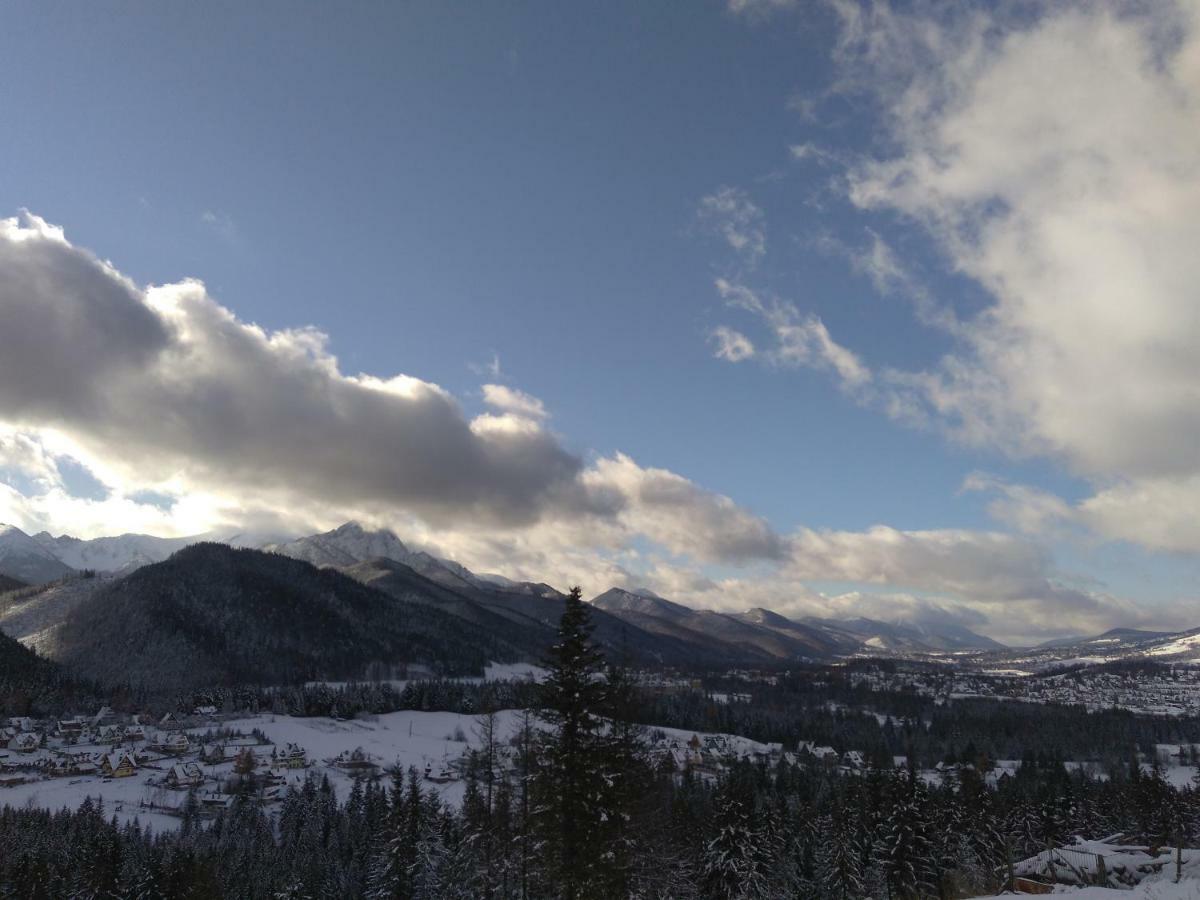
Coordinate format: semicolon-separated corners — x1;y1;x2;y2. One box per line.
535;586;610;899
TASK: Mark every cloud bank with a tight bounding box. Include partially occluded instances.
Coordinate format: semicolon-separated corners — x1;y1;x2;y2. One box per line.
834;0;1200;552
0;209;1133;639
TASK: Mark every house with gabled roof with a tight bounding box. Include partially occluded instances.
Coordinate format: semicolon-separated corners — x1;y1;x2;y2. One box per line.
279;742;307;769
151;732;190;755
101;750;137;778
167;762;204;788
10;732;40;753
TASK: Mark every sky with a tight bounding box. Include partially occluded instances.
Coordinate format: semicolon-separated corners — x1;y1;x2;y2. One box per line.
1;0;1199;643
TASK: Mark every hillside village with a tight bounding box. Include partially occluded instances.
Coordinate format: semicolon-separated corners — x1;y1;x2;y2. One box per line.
0;700;949;827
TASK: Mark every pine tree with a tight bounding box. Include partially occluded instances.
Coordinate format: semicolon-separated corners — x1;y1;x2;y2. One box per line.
534;586;610;900
816;807;864;899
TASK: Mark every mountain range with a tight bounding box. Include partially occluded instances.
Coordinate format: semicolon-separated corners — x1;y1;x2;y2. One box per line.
6;519;1200;692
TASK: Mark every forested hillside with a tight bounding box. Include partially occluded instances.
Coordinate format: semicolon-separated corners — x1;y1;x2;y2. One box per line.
48;544;510;694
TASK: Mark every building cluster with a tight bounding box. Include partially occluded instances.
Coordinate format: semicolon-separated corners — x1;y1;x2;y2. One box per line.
848;665;1200;717
644;731;879;783
0;708;310;810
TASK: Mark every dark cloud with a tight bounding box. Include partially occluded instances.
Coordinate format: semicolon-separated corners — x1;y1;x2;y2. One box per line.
0;214;582;527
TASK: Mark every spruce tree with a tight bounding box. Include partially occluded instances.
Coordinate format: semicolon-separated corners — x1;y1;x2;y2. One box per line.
535;586;609;900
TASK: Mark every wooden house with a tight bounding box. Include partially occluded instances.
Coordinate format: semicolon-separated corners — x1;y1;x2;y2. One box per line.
279;743;307;769
167;762;204;788
101;751;137;778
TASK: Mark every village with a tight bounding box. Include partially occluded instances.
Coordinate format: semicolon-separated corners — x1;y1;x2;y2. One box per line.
846;663;1200;717
0;698;1031;833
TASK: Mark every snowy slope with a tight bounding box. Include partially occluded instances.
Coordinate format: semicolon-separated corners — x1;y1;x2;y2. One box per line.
0;573;118;650
0;524;75;584
264;521;548;595
32;530;206;573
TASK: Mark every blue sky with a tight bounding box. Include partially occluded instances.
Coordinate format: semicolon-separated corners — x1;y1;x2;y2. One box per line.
2;0;1199;642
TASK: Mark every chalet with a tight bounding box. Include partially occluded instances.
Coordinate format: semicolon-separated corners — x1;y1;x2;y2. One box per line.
167;762;204;788
10;732;40;753
332;747;376;770
279;743;307;769
92;706;116;727
0;727;16;748
158;712;182;731
193;705;218;717
843;750;866;769
97;725;123;744
101;751;137;778
152;732;190;755
258;768;287;787
57;717;85;737
123;724;146;742
8;717;34;733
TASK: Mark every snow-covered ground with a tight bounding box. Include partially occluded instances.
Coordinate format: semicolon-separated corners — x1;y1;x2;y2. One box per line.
0;704;796;834
976;883;1200;898
0;709;533;833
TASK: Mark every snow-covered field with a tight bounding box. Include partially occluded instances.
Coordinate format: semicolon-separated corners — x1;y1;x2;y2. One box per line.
0;709;532;832
977;882;1200;898
0;704;796;834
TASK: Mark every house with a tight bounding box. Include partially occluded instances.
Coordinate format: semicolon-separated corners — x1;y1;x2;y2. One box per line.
57;717;85;737
8;717;34;733
101;751;137;778
803;745;839;768
200;791;234;811
332;747;376;770
279;743;307;769
159;712;182;730
10;733;40;753
843;750;866;769
97;725;122;744
193;705;218;717
152;732;190;755
92;706;116;727
123;724;146;742
425;763;457;783
167;762;204;788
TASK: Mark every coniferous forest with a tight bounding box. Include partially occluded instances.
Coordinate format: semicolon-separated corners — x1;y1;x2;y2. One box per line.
2;590;1200;899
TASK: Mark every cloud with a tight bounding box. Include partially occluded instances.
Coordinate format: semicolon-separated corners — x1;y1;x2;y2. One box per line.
698;186;766;265
0;212;794;570
727;0;796;20
0;211;1159;641
820;1;1200;554
581;453;788;564
200;210;238;242
710;326;756;362
715;279;872;389
0;212;585;529
482;384;548;420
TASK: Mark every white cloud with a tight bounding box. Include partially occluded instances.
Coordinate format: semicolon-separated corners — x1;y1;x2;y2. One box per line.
200;209;238;242
698;186;766;265
727;0;796;19
482;384;548;420
823;0;1200;554
715;279;872;389
710;326;756;362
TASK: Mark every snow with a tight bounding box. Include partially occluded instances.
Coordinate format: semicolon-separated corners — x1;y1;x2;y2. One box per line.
0;709;534;832
974;883;1200;898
